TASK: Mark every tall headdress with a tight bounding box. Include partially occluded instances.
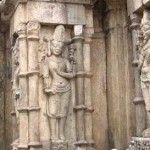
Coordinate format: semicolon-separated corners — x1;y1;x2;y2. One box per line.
47;25;66;56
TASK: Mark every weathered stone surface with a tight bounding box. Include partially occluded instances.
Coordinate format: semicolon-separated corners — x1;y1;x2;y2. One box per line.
67;4;85;25
143;0;150;6
105;0;135;149
127;0;142;15
0;0;143;150
27;2;67;24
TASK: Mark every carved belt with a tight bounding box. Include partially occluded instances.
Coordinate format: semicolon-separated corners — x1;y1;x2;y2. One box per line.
51;84;70;93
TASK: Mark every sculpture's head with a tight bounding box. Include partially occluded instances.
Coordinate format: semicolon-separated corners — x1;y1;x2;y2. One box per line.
50;25;65;56
51;40;64;56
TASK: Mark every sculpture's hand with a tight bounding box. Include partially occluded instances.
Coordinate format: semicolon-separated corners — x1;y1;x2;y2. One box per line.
45;86;57;94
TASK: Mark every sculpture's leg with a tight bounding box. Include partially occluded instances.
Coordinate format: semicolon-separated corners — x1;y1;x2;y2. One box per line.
142;84;150;137
59;91;70;140
49;94;59;140
147;85;150;126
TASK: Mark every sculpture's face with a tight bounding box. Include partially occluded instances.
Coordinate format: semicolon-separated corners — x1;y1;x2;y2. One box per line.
51;40;64;56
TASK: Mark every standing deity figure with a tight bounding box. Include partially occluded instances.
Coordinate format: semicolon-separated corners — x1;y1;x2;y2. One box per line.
139;10;150;137
43;25;75;143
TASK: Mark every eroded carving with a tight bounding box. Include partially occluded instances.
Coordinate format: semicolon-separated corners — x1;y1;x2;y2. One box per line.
128;138;150;150
42;25;75;149
138;10;150;137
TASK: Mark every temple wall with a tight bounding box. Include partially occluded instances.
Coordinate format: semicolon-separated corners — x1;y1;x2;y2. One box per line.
0;0;146;150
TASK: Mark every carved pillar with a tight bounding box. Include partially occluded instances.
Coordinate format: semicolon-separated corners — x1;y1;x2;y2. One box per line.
105;0;135;149
130;13;146;137
73;25;86;149
17;23;29;150
27;21;41;149
84;5;95;150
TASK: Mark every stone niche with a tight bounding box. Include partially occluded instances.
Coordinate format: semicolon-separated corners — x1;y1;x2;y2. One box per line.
10;0;97;150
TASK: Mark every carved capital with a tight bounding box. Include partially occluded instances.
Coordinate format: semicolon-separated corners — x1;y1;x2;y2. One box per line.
74;25;83;37
17;22;27;38
84;37;92;44
130;13;142;30
27;21;40;39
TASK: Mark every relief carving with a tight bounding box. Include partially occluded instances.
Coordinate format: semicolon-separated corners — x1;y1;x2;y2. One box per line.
128;138;150;150
139;10;150;137
42;25;75;149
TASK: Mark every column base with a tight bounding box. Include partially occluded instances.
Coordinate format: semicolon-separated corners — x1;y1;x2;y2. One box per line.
128;137;150;150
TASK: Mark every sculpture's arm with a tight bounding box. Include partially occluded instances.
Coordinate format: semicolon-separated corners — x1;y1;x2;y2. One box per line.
43;59;50;89
138;54;144;70
145;50;150;65
56;70;75;79
56;59;75;79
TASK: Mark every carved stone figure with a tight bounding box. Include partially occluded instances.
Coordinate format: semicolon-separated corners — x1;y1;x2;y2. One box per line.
43;25;75;148
139;10;150;137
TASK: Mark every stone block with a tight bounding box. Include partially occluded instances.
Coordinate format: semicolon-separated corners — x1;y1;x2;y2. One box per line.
27;2;67;24
26;2;86;25
127;0;142;15
67;4;86;25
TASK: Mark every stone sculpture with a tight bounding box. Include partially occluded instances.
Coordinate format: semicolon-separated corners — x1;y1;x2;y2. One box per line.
127;9;150;150
139;10;150;137
43;25;75;149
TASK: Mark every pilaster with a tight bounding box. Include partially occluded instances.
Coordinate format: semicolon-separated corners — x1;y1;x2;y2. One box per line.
17;22;29;150
105;0;135;149
27;21;41;150
130;13;146;137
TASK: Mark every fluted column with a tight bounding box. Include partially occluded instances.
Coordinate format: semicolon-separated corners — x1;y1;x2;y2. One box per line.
27;21;41;150
73;25;86;150
17;23;29;150
130;13;146;137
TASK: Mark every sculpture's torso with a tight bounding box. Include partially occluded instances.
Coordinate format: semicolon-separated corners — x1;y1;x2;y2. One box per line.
48;56;70;93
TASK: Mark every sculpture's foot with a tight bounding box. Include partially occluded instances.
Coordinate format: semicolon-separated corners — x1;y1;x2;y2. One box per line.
142;128;150;137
